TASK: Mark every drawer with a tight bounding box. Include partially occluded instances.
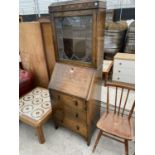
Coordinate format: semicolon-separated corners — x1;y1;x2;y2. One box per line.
61;94;86;111
64;106;87;123
60;116;87;138
112;73;135;84
114;59;135;70
113;67;135;76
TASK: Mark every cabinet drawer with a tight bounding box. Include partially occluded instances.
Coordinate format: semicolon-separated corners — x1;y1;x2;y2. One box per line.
113;68;135;77
64;106;87;123
114;59;135;70
61;94;86;111
113;73;135;84
61;116;87;138
50;90;86;111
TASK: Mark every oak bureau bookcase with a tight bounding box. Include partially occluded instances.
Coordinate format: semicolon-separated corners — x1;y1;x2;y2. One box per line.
48;0;106;145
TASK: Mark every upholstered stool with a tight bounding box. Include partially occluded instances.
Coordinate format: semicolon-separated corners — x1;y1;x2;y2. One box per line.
19;87;52;144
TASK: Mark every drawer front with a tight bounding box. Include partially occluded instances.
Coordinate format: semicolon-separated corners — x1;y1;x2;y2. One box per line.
61;94;86;111
50;90;86;111
64;106;87;123
113;67;135;77
113;73;135;84
61;116;87;138
114;59;135;70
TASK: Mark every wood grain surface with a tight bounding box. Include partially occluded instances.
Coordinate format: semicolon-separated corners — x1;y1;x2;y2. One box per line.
19;22;49;87
49;63;95;99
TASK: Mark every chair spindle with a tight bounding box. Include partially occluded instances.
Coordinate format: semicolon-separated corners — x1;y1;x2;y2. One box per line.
118;88;124;115
128;101;135;120
114;87;118;114
107;86;109;113
122;89;130;116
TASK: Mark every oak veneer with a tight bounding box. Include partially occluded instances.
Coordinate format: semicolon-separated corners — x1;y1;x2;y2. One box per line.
48;0;106;145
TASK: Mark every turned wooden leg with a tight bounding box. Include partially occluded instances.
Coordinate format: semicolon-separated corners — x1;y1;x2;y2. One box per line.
35;126;45;144
92;130;102;153
125;140;128;155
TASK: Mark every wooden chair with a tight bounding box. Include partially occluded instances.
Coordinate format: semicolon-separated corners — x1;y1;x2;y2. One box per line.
92;82;135;155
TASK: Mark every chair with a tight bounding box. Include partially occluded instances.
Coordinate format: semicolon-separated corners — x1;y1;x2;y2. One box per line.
92;82;135;155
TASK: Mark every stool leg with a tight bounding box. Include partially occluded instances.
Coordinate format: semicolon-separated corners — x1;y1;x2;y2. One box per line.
125;140;128;155
35;126;45;144
92;130;102;153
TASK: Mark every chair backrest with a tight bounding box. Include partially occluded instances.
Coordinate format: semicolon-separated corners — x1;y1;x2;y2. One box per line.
106;82;135;120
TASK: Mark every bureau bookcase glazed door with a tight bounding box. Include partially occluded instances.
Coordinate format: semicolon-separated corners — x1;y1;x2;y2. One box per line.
50;10;97;67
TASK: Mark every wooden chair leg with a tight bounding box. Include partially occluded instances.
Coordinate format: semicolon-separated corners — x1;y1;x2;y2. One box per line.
35;126;45;144
125;140;128;155
92;130;102;153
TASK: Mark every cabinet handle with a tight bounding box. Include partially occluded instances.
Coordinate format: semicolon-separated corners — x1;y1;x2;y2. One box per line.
57;95;60;100
75;113;79;118
119;62;122;65
118;70;121;73
117;77;120;80
74;100;78;106
76;125;79;130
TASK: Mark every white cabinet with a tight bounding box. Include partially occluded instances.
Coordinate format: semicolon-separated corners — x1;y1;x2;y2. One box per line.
112;53;135;84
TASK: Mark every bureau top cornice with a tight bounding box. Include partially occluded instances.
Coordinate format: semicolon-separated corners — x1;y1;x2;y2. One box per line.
49;0;106;12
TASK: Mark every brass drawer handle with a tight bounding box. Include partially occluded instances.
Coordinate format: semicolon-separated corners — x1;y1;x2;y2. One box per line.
57;95;60;100
76;125;79;130
75;113;79;118
74;100;78;106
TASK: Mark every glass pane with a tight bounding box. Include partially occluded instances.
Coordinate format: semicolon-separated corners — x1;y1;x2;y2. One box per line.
54;15;93;63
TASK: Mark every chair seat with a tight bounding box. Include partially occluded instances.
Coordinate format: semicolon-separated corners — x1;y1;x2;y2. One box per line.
97;112;134;140
19;87;52;126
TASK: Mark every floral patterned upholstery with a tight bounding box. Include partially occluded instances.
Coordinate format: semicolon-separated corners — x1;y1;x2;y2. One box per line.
19;87;52;121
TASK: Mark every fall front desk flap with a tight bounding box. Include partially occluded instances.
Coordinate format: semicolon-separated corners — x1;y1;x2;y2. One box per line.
48;63;96;99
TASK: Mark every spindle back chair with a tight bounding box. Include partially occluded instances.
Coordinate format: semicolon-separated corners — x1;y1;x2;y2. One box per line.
93;82;135;155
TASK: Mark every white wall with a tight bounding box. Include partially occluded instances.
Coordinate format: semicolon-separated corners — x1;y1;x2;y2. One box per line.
19;0;135;15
